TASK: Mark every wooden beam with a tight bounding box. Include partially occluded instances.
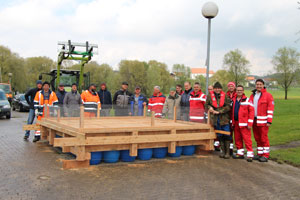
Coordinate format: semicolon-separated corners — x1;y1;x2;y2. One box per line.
97;104;100;119
168;129;176;153
214;130;231;135
22;124;40;131
129;131;138;156
54;132;215;147
173;106;177;123
62;160;90;169
49;129;56;145
151;111;155;126
143;105;147;117
80;106;84;129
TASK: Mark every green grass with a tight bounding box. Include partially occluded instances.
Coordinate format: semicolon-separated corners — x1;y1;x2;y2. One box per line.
270;147;300;167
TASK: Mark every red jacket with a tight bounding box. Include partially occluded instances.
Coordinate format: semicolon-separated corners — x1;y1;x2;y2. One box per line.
249;88;274;126
232;94;254;127
148;92;166;118
189;90;206;123
226;91;236;100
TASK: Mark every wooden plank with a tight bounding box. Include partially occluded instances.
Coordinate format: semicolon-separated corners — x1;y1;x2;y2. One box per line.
22;124;40;131
129;131;138;156
97;104;100;119
214;130;231;135
168;129;176;153
62;160;90;169
151;111;155;126
80;106;84;129
49;129;56;145
54;132;215;147
143;105;147;117
173;106;177;122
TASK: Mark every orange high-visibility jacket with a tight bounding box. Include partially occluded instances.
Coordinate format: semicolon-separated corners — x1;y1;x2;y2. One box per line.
34;90;58;117
81;90;101;112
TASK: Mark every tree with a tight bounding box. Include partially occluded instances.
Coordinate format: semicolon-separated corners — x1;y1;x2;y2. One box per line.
146;60;172;96
172;64;191;86
272;47;300;100
210;69;231;88
223;49;250;86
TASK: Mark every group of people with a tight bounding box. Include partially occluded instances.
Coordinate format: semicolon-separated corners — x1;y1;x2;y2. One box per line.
24;78;274;163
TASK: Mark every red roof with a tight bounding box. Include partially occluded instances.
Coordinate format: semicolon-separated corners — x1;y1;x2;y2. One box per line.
191;68;214;74
246;76;255;81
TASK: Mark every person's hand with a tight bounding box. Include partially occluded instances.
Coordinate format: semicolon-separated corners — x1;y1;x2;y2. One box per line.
266;123;271;127
213;111;220;115
209;107;214;113
129;112;132;116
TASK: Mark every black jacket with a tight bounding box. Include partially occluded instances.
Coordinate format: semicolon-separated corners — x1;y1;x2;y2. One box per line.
98;89;112;109
25;88;41;109
113;89;132;108
56;90;67;105
180;88;193;108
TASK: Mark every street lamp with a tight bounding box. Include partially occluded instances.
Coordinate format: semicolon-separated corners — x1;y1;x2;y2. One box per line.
202;2;218;95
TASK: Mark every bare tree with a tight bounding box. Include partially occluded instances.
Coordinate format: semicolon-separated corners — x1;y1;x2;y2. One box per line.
272;47;300;100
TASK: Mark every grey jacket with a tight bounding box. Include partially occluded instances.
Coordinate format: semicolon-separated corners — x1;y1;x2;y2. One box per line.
162;94;181;120
63;91;82;115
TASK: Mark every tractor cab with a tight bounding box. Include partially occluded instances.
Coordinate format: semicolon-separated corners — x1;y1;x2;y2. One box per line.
39;69;90;92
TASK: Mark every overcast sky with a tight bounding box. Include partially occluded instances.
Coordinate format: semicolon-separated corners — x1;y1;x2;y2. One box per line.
0;0;299;75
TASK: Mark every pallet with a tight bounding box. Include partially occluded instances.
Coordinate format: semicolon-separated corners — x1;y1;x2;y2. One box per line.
25;106;218;169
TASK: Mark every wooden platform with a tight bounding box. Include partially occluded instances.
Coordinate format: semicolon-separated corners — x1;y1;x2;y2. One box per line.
26;106;217;169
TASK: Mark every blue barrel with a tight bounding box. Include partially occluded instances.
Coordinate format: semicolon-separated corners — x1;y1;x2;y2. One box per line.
182;145;196;155
138;148;153;160
55;135;62;138
153;147;168;158
168;146;183;157
90;151;103;165
103;151;120;163
120;150;136;162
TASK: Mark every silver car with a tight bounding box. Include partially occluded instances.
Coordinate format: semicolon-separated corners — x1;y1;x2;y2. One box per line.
0;89;11;119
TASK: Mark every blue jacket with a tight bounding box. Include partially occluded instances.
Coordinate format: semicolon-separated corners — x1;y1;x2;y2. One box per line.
56;90;67;105
98;89;112;109
129;94;148;116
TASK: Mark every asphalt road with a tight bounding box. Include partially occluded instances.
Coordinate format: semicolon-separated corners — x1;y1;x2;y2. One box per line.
0;111;299;200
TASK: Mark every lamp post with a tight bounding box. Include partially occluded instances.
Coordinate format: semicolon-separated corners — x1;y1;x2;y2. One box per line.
202;2;218;95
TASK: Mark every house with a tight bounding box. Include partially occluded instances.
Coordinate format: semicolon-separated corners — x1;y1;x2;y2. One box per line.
190;68;214;79
245;76;256;87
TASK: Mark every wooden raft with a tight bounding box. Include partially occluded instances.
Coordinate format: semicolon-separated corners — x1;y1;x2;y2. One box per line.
26;106;218;169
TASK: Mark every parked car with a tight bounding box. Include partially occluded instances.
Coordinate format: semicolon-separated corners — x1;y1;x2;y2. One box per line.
0;89;11;119
12;94;30;112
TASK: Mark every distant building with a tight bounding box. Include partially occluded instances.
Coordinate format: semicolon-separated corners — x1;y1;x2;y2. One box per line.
245;76;256;87
190;68;214;79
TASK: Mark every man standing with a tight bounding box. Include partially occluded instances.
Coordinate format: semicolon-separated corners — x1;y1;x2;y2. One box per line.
33;81;58;142
63;83;82;117
113;82;132;116
148;86;166;118
205;82;232;159
98;83;112;116
162;87;181;120
249;79;274;162
129;86;148;116
24;80;42;140
207;85;214;93
81;84;101;118
56;83;67;117
232;85;255;162
176;84;184;95
180;81;193;121
189;82;206;123
227;81;236;154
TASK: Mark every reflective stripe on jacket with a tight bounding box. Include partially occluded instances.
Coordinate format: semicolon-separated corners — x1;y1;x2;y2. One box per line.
148;92;166;118
249;88;274;126
81;90;101;113
33;90;58;116
231;94;255;127
189;90;206;123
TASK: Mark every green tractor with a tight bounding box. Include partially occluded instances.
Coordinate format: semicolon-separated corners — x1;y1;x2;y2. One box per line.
39;40;97;93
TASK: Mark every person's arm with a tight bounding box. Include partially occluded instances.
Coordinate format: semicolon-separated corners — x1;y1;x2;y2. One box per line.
25;88;32;105
162;99;168;116
217;96;231;114
205;94;213;111
113;91;118;105
248;99;255;128
267;93;275;125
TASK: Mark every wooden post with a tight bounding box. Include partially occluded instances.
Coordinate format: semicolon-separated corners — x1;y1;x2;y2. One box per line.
173;106;177;122
44;104;48;118
129;131;138;156
57;108;60;122
207;111;211;125
168;129;176;153
143;105;147;118
80;106;84;129
97;103;100;119
151;111;155;126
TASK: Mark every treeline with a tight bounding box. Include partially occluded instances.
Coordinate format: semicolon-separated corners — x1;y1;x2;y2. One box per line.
2;44;299;99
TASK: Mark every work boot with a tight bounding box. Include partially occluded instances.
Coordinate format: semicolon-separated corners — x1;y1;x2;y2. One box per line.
224;141;231;159
253;155;261;160
232;154;245;159
258;156;268;162
24;133;29;140
33;136;40;143
247;157;253;162
219;140;225;158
